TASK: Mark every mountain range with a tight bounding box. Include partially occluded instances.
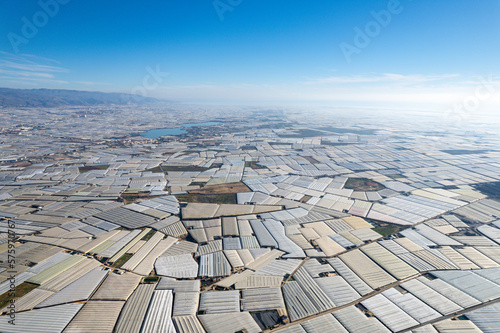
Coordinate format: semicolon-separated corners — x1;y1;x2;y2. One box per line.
0;88;160;107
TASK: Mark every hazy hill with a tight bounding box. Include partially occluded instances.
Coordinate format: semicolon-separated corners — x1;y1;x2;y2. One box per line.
0;88;160;107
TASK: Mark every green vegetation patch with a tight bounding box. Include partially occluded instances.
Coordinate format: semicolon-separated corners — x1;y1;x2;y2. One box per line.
121;192;150;204
0;282;38;310
344;178;385;192
143;277;160;284
374;224;407;238
78;164;109;173
189;182;251;195
110;253;133;268
175;193;237;204
141;229;156;241
190;181;208;187
163;165;209;172
245;161;266;169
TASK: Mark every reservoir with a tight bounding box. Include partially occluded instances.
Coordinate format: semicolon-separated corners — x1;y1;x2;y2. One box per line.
140;122;220;139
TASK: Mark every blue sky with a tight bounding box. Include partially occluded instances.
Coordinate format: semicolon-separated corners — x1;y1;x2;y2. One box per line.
0;0;499;110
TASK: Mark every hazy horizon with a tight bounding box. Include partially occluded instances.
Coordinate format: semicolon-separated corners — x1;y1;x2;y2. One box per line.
1;0;499;112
